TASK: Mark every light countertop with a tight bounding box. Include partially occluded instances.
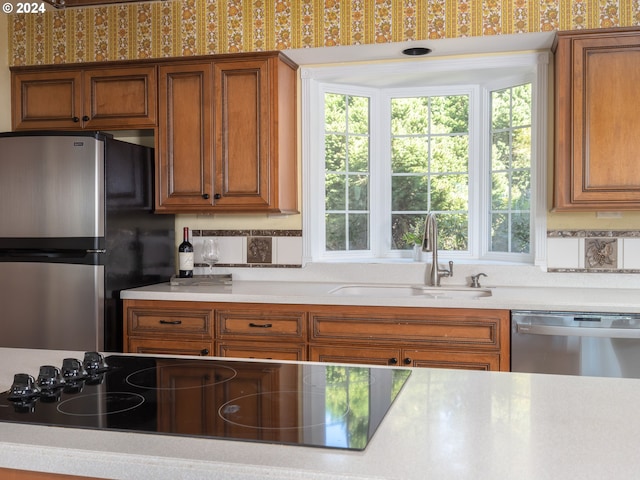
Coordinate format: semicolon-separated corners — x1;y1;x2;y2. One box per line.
2;347;640;479
121;280;640;313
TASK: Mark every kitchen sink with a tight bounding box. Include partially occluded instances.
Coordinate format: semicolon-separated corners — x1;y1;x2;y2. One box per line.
329;284;492;299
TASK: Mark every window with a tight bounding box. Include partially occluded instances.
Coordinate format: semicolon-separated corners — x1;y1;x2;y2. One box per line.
302;52;549;266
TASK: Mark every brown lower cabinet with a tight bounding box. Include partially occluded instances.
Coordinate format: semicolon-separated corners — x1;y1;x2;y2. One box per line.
0;468;99;480
123;300;510;371
310;345;500;371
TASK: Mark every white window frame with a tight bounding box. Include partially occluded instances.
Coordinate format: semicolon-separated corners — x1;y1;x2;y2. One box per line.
301;52;549;267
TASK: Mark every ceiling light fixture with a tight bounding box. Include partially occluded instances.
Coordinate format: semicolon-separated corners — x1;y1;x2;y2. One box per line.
402;47;432;56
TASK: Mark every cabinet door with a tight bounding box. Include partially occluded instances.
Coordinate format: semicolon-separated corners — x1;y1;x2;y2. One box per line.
12;70;83;130
213;59;271;210
83;66;157;128
310;345;402;366
156;63;214;211
554;28;640;210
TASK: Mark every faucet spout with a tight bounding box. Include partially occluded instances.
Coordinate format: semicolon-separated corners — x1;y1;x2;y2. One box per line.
422;212;453;286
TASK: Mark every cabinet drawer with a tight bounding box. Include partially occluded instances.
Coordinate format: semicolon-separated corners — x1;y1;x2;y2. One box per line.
128;307;213;338
218;342;306;361
310;345;401;366
310;308;508;350
405;349;501;371
128;338;212;356
217;309;306;340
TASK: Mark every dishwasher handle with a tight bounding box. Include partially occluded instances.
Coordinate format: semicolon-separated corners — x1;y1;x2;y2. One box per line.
515;322;640;339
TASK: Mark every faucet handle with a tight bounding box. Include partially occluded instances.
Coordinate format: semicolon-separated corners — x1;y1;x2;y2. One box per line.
470;273;487;288
439;261;454;278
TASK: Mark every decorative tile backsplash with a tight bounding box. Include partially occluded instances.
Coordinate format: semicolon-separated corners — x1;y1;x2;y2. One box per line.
191;229;302;268
190;228;640;272
547;230;640;273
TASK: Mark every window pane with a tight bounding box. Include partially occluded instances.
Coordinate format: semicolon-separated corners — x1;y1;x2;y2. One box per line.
348;96;370;134
491;131;511;170
491;213;508;251
437;213;468;250
391;214;425;249
512;170;531;210
348;136;369;172
512;212;531;254
431;95;469;134
348;175;369;211
490;84;532;254
325;93;346;132
431;174;468;211
326;174;346;210
324;92;370;253
391;137;429;173
391;176;429;211
431;135;468;172
512;84;532;126
512;127;531;169
391;97;428;135
326;213;346;251
491;172;510;210
325;134;346;171
349;214;369;250
491;88;510;130
390;94;470;252
491;212;531;254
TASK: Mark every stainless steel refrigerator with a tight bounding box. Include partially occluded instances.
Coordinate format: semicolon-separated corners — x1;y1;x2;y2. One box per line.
0;131;174;352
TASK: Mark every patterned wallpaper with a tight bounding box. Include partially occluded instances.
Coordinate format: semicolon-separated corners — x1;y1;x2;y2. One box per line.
8;0;640;66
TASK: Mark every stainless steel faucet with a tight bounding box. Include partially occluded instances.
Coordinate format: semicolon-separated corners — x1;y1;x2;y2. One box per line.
422;212;453;286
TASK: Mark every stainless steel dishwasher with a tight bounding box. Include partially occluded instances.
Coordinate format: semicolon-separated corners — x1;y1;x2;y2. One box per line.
511;310;640;378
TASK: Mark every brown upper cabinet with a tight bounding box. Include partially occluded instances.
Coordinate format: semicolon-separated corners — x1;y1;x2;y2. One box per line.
12;65;157;130
554;27;640;211
155;52;298;214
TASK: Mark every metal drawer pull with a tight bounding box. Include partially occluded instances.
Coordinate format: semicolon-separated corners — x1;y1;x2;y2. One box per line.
159;320;182;325
248;323;272;328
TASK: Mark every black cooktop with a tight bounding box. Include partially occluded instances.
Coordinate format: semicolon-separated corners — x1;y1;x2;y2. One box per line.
0;354;411;451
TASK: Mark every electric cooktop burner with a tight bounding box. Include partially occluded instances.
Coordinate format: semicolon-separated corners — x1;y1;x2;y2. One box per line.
0;354;411;451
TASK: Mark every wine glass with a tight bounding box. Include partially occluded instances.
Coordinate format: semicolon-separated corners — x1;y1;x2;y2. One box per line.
201;238;219;274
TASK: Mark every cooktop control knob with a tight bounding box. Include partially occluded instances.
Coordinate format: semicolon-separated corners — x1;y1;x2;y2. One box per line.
61;358;87;382
8;373;41;401
83;352;109;374
36;365;66;391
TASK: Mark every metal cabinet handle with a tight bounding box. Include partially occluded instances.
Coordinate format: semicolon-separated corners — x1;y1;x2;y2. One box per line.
403;357;412;365
214;193;222;199
389;357;398;365
202;193;210;199
82;115;90;121
72;116;80;122
159;320;182;325
200;349;209;356
248;323;272;328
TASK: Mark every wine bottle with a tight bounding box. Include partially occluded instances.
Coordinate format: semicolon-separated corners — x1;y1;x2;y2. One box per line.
178;227;194;278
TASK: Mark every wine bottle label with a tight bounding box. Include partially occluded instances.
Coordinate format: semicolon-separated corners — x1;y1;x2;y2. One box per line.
179;252;194;270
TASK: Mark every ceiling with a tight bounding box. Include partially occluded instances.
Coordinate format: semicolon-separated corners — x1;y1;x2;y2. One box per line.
284;31;555;65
